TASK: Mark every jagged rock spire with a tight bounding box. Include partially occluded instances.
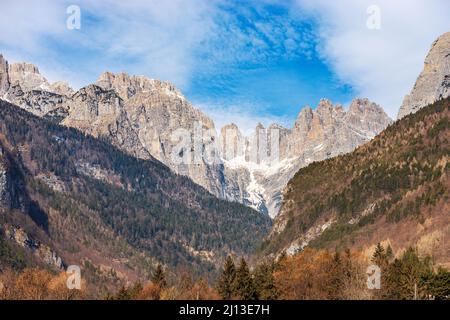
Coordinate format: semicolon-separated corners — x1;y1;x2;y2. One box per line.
0;54;10;94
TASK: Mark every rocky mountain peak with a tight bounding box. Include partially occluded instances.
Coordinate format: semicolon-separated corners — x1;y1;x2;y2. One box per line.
96;71;137;100
334;103;344;112
96;71;184;102
349;98;370;113
8;62;50;92
397;32;450;119
0;55;74;97
49;81;75;97
293;106;313;130
9;61;40;75
72;84;122;104
268;123;288;132
316;98;333;112
255;122;265;130
290;98;391;157
220;123;241;137
348;98;386;118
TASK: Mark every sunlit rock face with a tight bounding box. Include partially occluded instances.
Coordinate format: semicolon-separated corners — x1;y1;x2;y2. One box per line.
398;32;450;119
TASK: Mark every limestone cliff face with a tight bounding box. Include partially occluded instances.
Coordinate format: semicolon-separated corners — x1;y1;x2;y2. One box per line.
0;54;392;218
0;151;9;207
49;81;75;97
4;84;68;117
0;148;22;210
94;72;225;197
4;225;65;270
220;124;245;160
0;55;10;94
398;32;450;119
61;84;151;160
1;63;226;199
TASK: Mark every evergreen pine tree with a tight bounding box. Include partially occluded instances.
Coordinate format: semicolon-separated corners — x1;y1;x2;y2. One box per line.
253;262;279;300
421;267;450;300
371;243;389;299
233;257;256;300
216;256;236;299
151;264;167;288
384;247;432;299
386;245;394;261
372;243;388;268
114;285;132;300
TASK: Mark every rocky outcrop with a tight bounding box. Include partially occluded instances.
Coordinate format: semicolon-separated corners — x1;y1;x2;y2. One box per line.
0;60;72;117
4;84;68;117
0;148;19;210
0;151;9;207
96;71;184;101
4;225;64;269
49;81;75;97
398;32;450;119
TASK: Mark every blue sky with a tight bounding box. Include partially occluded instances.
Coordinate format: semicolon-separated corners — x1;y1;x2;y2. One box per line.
0;0;448;132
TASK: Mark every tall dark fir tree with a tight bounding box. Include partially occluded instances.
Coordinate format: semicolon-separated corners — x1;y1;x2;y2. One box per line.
233;258;256;300
216;256;236;299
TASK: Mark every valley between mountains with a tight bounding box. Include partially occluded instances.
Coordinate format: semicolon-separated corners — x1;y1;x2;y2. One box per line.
0;32;449;299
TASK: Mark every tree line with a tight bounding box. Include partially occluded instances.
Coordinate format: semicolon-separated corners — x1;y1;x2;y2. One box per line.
3;244;448;300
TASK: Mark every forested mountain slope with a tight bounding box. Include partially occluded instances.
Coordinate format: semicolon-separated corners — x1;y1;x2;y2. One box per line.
264;98;449;268
0;100;271;290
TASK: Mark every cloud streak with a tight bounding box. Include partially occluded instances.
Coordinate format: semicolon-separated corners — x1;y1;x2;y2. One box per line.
292;0;450;117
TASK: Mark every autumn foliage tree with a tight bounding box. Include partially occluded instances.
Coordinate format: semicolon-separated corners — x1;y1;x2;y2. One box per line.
274;248;370;300
0;268;85;300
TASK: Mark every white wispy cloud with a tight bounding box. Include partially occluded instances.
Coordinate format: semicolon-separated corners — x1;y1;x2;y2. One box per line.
0;0;219;88
196;100;291;135
292;0;450;118
77;0;219;87
0;1;308;85
0;0;66;52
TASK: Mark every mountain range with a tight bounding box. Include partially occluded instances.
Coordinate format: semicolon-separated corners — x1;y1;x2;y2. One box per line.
0;55;392;218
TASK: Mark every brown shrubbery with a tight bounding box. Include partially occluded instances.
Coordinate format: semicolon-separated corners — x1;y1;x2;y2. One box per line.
274;248;370;300
0;268;85;300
